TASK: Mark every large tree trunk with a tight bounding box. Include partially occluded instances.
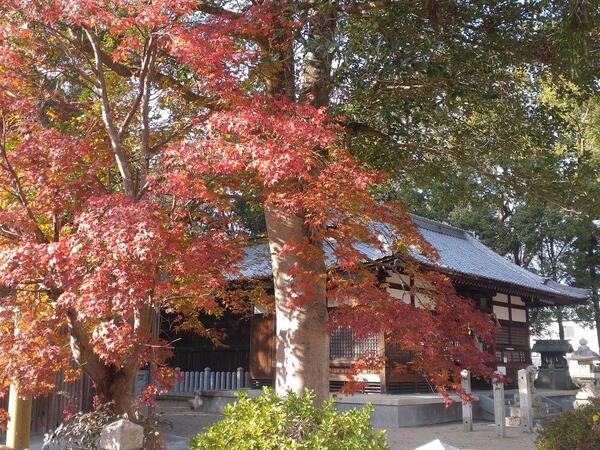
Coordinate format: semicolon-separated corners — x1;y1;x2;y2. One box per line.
93;370;137;415
556;306;565;340
66;309;140;415
590;256;600;351
265;205;330;404
261;4;337;404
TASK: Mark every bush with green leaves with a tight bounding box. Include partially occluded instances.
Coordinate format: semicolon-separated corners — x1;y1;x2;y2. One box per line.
536;399;600;450
188;388;388;450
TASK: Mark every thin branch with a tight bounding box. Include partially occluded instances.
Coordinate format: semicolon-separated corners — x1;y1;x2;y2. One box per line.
84;27;137;198
137;35;158;199
0;112;48;243
118;35;157;140
70;28;219;107
149;121;196;154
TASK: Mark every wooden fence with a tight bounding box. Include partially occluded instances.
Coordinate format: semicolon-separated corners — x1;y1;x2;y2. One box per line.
168;367;250;393
0;367;248;434
0;370;94;434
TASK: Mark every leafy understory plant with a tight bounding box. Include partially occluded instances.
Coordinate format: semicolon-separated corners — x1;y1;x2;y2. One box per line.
535;399;600;450
188;388;388;450
42;402;166;450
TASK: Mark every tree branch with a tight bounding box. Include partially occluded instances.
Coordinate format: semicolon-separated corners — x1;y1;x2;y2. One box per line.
69;28;219;107
66;307;108;382
137;35;158;199
0;112;48;243
84;27;137;198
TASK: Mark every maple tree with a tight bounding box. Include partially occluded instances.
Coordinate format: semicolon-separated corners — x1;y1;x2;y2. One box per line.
0;0;499;431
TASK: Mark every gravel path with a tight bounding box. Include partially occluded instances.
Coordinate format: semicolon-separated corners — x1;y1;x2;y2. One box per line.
383;422;537;450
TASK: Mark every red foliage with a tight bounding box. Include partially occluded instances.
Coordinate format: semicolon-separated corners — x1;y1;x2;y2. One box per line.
0;407;8;429
0;0;497;408
332;270;498;401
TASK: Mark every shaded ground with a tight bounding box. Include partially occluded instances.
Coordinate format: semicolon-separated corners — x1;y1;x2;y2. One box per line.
156;400;537;450
24;400;217;450
23;399;538;449
157;399;222;444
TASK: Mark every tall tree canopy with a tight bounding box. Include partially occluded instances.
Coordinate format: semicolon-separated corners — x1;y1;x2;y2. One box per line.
1;1;599;433
338;1;600;348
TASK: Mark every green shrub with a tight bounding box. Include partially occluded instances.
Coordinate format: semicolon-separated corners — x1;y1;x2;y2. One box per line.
188;388;388;450
536;399;600;450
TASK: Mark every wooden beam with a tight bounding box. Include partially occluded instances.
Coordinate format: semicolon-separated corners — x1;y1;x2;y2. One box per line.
5;384;32;450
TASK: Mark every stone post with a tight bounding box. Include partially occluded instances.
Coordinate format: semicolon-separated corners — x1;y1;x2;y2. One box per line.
518;367;535;433
237;367;244;389
5;384;32;450
203;367;210;390
492;379;506;438
460;369;473;432
574;380;600;409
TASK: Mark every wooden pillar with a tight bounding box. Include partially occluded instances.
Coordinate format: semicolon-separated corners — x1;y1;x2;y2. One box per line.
5;384;32;450
518;368;534;433
460;369;473;431
379;332;387;393
493;379;506;438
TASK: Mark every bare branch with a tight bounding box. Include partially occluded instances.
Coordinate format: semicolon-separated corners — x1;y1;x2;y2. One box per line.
137;36;158;198
70;28;219;107
84;27;137;198
118;35;157;140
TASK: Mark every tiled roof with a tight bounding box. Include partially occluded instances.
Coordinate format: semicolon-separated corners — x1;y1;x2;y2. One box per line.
410;215;589;302
237;214;589;303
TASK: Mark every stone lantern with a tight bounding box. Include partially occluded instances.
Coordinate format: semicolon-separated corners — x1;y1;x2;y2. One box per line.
532;339;574;389
568;338;600;408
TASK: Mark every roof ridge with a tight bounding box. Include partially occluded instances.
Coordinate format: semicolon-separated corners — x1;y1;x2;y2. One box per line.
409;214;468;239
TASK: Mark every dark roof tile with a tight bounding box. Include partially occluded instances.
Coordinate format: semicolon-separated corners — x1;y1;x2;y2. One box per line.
237;214;590;302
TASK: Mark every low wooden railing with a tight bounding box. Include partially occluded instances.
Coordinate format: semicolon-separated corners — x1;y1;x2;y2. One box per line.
167;367;250;393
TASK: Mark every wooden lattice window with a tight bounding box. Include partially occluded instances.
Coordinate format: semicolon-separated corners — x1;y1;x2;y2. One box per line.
495;327;511;345
510;327;529;348
330;327;379;360
496;349;528;363
387;343;413;363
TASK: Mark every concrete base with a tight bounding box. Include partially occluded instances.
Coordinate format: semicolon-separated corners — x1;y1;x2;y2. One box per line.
168;390;469;428
335;393;464;428
163;388;579;428
170;390;261;414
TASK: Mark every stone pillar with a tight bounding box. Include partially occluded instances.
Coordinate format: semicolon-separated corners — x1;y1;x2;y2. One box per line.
236;367;244;389
493;379;506;438
518;367;535;433
5;384;32;450
460;369;473;432
574;380;600;409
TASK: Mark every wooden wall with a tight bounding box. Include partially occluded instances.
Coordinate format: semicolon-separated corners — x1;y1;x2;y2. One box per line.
167;311;251;372
249;314;275;384
0;370;94;434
